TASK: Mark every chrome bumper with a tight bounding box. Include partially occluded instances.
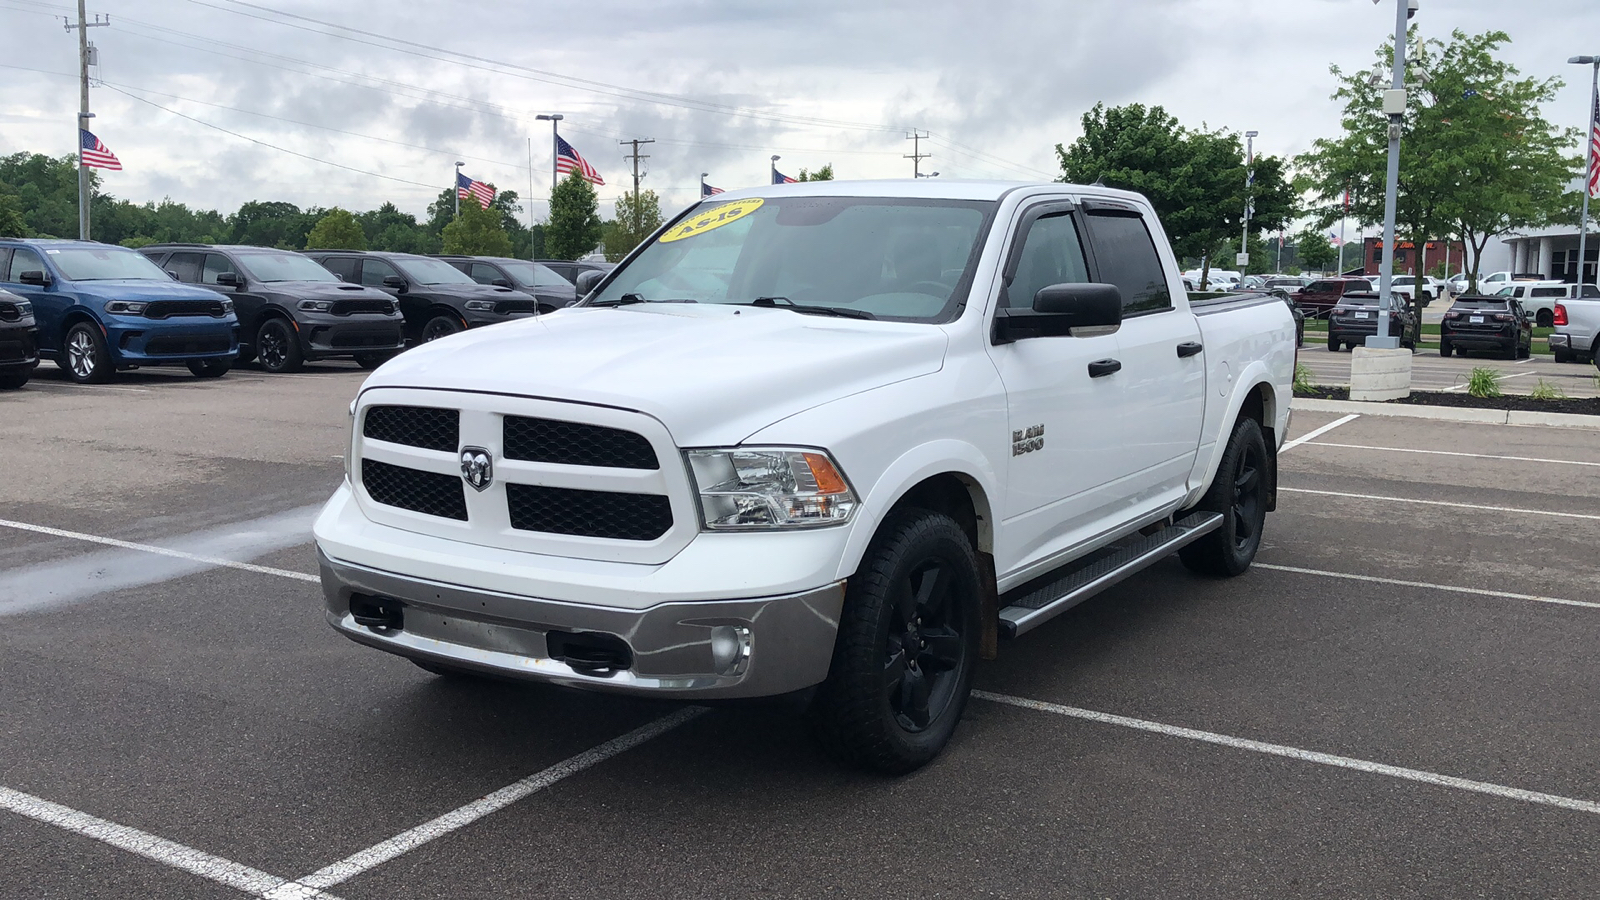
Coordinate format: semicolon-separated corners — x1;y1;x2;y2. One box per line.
318;549;845;699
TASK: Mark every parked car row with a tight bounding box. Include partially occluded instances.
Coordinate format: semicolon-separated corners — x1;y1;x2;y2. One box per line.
0;238;599;388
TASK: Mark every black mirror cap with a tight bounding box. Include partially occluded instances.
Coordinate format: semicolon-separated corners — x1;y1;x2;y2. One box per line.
215;272;242;288
381;275;407;290
18;270;50;286
574;269;605;297
491;277;512;288
993;282;1122;344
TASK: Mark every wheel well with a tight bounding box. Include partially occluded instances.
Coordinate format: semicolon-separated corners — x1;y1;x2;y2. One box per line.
428;305;467;324
59;309;99;342
888;472;993;554
253;307;295;334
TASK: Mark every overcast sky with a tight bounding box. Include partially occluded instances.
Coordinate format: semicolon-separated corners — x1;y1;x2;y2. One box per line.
2;0;1597;226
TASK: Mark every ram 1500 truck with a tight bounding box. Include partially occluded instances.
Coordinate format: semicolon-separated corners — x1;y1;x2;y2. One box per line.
1548;284;1600;364
314;181;1296;773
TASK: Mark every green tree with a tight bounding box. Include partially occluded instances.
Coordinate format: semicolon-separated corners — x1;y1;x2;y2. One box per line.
545;171;603;260
305;207;367;250
0;193;27;237
442;199;514;256
603;189;663;261
230;200;316;248
1056;103;1295;288
797;164;835;182
1297;28;1578;292
1294;228;1339;273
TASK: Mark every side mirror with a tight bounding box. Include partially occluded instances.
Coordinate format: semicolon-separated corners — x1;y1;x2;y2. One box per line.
574;269;605;296
992;283;1122;344
167;270;180;281
18;270;50;286
215;272;242;288
491;277;512;288
381;275;406;291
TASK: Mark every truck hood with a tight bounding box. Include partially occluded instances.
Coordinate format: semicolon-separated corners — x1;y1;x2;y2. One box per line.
410;283;530;300
364;303;949;446
73;279;229;301
262;281;390;301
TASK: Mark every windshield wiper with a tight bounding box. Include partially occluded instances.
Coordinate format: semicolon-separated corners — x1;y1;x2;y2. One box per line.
739;296;877;320
592;293;698;307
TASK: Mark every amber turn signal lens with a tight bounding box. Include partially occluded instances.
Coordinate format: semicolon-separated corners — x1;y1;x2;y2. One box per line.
803;452;849;494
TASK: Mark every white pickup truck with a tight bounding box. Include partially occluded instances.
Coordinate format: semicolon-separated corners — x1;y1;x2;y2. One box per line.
313;181;1296;773
1548;284;1600;364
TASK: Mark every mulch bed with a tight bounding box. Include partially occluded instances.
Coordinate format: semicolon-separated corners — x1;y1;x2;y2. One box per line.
1295;386;1600;416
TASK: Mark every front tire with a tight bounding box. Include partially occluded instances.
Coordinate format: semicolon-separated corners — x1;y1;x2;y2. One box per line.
421;314;463;343
1179;416;1269;578
354;351;396;370
808;509;980;775
187;358;231;378
61;322;111;384
255;318;304;373
0;368;30;390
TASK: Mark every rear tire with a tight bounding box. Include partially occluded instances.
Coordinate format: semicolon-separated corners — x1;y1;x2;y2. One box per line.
1179;416;1269;578
1536;309;1554;329
1327;336;1340;353
1439;339;1452;358
807;508;980;775
1553;348;1573;364
187;358;231;378
255;318;304;373
61;322;112;384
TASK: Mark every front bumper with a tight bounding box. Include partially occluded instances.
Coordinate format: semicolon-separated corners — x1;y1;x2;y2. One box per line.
0;322;38;369
107;318;238;365
298;313;406;358
319;549;845;699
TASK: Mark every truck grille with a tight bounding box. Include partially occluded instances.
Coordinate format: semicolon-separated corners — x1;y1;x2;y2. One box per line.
505;484;671;540
493;299;539;315
144;300;228;319
331;299;394;316
363;405;459;452
503;416;658;469
144;335;232;355
362;459;467;520
0;302;21;322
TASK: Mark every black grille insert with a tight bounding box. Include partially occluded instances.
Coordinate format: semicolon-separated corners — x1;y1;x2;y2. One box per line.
506;484;671;541
493;299;539;315
361;459;467;520
145;300;227;319
331;299;394;316
144;334;231;355
503;416;658;469
0;302;19;323
364;405;459;452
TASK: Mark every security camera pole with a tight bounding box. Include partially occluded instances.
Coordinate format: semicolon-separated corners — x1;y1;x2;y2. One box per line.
1369;0;1415;349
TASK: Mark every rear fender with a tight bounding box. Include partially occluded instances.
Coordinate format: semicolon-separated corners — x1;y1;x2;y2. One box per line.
1187;365;1281;508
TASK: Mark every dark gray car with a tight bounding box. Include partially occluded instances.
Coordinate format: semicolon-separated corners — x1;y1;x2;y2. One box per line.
435;256;577;314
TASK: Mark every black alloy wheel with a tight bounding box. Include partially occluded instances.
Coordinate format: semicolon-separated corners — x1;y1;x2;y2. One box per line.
808;508;980;774
61;322;111;384
421;314;464;342
1179;416;1270;577
256;318;304;373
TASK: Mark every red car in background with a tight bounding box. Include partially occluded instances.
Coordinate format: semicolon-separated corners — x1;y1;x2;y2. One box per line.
1295;277;1374;318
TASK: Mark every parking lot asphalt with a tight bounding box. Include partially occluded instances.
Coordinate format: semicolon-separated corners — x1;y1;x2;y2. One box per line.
3;365;1599;899
1297;341;1600;397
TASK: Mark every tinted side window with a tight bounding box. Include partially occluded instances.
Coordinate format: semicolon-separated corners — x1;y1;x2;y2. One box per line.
202;254;238;285
8;248;45;282
1003;211;1089;309
318;257;358;282
469;263;500;285
166;252;204;283
0;249;11;279
545;264;573;283
1583;285;1600;299
361;259;398;287
1083;210;1170;314
1307;281;1334;293
1532;287;1564;298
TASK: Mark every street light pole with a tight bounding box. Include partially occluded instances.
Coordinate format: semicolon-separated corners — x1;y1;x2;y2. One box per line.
1571;55;1599;288
1241;130;1258;273
771;155;780;184
453;160;463;219
1369;0;1411;349
536;113;563;198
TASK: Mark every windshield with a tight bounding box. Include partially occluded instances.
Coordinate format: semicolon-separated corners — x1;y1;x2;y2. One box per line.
1336;295;1381;306
499;261;570;289
49;246;170;281
1493;287;1516;297
237;251;340;283
1393;276;1413;285
395;257;477;285
591;196;996;322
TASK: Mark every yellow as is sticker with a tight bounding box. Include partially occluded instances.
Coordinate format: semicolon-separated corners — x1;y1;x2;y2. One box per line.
659;197;764;243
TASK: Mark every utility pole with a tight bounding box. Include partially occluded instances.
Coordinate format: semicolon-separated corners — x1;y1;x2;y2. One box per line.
619;137;654;234
64;0;108;241
904;131;931;178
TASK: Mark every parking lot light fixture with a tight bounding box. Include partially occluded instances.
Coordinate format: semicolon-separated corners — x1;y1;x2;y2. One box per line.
1570;56;1599;290
453;160;464;218
1368;0;1411;351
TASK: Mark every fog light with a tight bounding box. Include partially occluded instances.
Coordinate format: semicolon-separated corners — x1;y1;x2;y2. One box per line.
710;625;751;676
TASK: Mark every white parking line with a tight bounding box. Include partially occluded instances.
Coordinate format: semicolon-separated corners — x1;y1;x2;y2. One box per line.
0;517;319;587
0;786;340;899
1281;414;1359;451
291;707;706;892
1279;488;1600;522
1254;563;1600;610
1295;442;1600;469
973;692;1600;816
21;381;151;393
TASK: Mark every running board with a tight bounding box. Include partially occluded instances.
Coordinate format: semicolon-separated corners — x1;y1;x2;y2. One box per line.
998;512;1224;639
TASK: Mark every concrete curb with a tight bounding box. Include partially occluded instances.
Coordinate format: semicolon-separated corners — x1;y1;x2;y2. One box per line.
1294;397;1600;430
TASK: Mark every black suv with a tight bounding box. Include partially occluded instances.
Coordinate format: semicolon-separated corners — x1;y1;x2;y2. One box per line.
141;245;405;372
1327;292;1416;351
536;259;613;287
0;287;39;389
1440;296;1533;360
436;256;577;314
303;250;538;343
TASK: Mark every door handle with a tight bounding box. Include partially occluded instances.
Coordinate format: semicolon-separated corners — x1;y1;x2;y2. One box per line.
1088;358;1121;378
1176;341;1204;358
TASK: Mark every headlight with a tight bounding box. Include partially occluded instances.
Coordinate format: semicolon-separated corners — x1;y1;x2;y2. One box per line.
219;298;234;314
298;300;333;312
106;301;147;314
686;447;857;530
13;301;31;317
464;299;496;311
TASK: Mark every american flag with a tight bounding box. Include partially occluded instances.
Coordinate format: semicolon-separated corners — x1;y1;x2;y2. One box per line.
1328;231;1343;247
771;168;797;185
456;172;494;209
701;181;724;197
1587;93;1600;197
79;129;121;171
555;135;604;185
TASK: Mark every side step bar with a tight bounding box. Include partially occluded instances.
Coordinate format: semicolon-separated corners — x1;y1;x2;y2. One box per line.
998;512;1224;639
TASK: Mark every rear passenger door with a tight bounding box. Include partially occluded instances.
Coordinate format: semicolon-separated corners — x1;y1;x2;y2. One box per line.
1079;201;1204;512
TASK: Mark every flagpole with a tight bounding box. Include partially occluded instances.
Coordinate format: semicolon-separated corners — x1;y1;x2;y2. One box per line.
1575;56;1599;288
